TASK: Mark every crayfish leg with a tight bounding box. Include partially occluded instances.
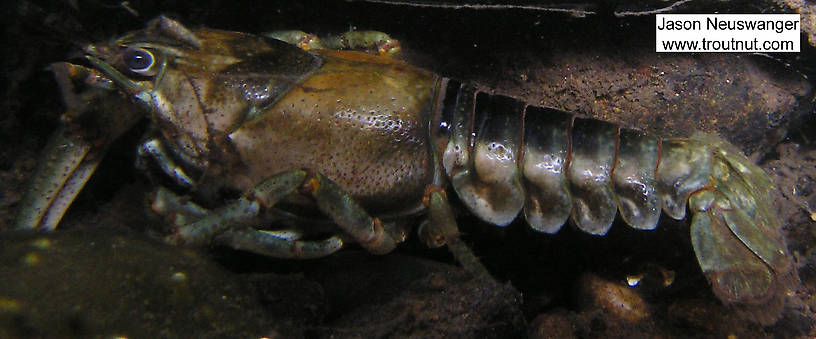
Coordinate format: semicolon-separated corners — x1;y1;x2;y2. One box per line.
215;229;344;260
166;170;307;245
266;30;402;57
166;170;407;257
420;185;492;280
299;171;404;255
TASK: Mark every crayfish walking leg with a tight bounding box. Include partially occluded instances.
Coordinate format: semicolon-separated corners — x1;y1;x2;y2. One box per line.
163;170;405;258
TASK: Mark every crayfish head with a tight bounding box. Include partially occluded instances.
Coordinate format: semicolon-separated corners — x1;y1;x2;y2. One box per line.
77;15;322;163
78;15;197;110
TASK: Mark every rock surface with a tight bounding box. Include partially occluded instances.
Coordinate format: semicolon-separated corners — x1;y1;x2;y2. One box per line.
0;230;287;338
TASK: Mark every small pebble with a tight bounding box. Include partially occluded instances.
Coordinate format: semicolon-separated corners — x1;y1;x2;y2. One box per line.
577;273;650;323
170;272;187;282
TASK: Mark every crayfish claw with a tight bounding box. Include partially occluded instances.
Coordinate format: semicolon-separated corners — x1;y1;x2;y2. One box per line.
14;62;142;231
14;125;97;230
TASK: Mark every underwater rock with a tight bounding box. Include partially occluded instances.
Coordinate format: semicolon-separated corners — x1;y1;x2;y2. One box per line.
300;250;527;338
0;230;297;338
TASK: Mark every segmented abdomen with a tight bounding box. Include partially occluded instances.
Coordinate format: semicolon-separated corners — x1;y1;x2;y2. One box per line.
435;79;709;235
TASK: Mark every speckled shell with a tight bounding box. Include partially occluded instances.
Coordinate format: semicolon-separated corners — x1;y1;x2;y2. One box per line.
227;50;439;214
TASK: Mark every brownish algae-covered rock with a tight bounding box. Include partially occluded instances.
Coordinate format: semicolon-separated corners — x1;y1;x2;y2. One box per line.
0;230;292;338
0;230;526;338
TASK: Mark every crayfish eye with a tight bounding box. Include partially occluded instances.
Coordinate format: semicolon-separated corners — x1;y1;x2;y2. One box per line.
122;47;155;75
